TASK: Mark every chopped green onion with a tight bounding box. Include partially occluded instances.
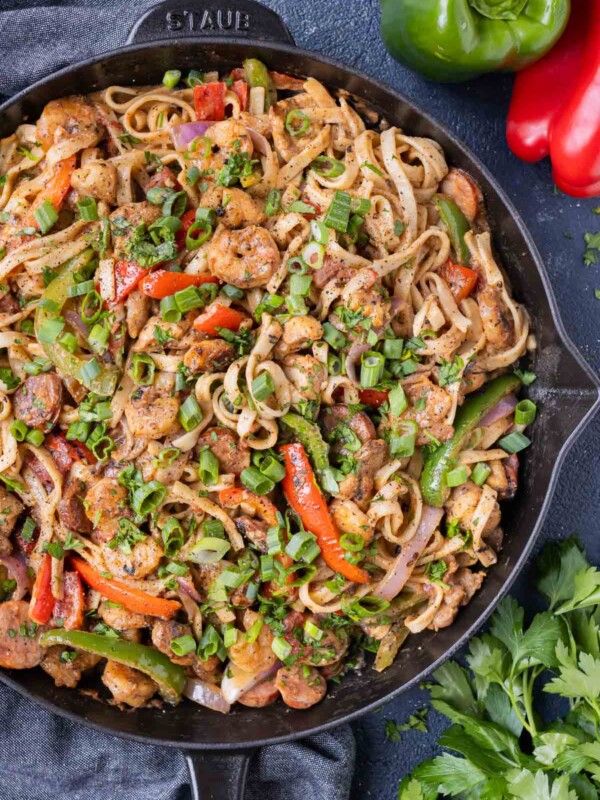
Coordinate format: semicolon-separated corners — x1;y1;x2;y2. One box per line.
287;201;316;215
360;350;385;388
162;69;181;88
186;220;212;250
285;109;311;137
327;352;342;376
146;187;172;206
286;564;318;587
195;207;217;226
265;189;281;217
77;197;98;221
58;332;78;354
21;517;36;542
310;220;329;245
179;394;202;432
241;466;274;496
34;200;58;235
66;420;91;442
171;635;196;656
389;423;417;457
81;290;103;323
25;428;44;446
223;625;238;648
323;191;351;233
267;526;283;555
245;617;264;643
67;279;95;298
285;295;307;316
222;284;245;301
471;462;491;487
203;519;225;539
186;166;201;186
258;455;286;483
88;323;110;354
10;420;28;442
185;69;204;88
383;338;404;360
160;295;182;323
285;530;319;562
301;241;325;269
129;353;155;386
260;555;275;581
446;466;468;488
79;358;101;385
321;466;340;495
311;156;345;178
161;517;184;558
252;371;275;402
514;399;537;426
162;191;187;218
199;447;219;486
514;369;537;386
342;595;389;621
498;431;531;454
323;322;347;350
271;636;292;660
290;274;312;296
0;367;20;389
38;298;60;312
304;620;323;641
361;161;384;178
340;532;365;552
37;317;65;344
388;384;407;416
351;197;372;215
174;286;204;313
197;625;226;661
188;537;231;564
131;480;167;517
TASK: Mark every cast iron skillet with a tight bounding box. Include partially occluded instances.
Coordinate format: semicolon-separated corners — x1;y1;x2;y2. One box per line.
0;2;598;797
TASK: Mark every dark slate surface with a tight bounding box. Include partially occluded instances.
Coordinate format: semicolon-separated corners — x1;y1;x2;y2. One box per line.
258;1;600;797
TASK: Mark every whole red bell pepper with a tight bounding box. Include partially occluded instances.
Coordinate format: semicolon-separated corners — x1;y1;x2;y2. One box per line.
507;0;600;197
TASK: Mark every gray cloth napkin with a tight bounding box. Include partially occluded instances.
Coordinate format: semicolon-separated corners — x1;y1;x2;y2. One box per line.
0;1;356;797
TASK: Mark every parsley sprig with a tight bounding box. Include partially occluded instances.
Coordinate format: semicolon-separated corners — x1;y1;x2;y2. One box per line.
399;537;600;800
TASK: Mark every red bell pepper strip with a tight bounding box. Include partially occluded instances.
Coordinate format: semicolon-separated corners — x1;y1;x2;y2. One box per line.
113;259;148;305
193;304;246;335
550;1;600;197
440;260;479;303
52;571;85;630
194;83;226;121
24;155;77;230
45;431;94;470
280;443;370;584
71;556;181;620
140;270;219;299
232;80;249;111
507;2;589;163
359;389;389;407
29;553;55;624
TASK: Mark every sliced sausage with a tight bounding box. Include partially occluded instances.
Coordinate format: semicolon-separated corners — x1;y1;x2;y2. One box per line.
13;374;63;431
196;427;250;474
440;168;482;223
57;477;92;533
238;675;279;707
275;664;326;710
0;600;43;669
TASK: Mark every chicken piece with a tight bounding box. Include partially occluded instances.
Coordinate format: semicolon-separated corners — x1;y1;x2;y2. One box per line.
37;95;104;151
269;95;322;163
234;516;269;553
98;601;149;631
238;675;279;707
0;485;23;539
0;600;43;668
228;609;277;674
430;568;485;631
445;481;501;538
13;373;63;431
207;225;280;288
403;377;454;446
40;646;102;688
201;186;265;229
330;498;374;543
126;289;151;339
124;386;180;438
109;201;162;260
478;285;514;352
274;315;324;356
183;340;237;374
440;168;482;223
132;316;187;352
282;355;327;401
71;160;118;205
196;427;250;475
198;119;254;174
338;439;386;509
343;285;391;331
101;660;158;708
102;536;163;580
137;447;189;485
57;477;92;533
275;664;326;710
151;619;195;666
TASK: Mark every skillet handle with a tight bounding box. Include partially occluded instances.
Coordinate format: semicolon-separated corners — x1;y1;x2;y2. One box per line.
127;0;295;45
185;749;256;800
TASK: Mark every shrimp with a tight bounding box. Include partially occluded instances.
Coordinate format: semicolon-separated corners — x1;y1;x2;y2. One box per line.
196;119;254;174
274;315;323;356
201;186;265;229
207;224;280;288
102;661;157;708
36;95;104;151
102;535;163;580
341;285;391;332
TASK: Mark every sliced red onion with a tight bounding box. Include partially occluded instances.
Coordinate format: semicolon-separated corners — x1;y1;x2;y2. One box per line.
373;506;444;601
346;342;371;386
245;127;269;157
220;661;279;705
184;679;231;714
480;395;518;427
177;576;202;603
170;121;216;151
0;554;31;600
64;309;89;337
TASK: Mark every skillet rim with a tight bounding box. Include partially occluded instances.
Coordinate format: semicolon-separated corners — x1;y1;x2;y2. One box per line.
0;35;598;751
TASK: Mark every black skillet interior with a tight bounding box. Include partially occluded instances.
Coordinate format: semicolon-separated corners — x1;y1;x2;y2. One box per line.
0;0;598;790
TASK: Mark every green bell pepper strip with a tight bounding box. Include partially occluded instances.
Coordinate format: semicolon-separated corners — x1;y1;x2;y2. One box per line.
39;629;186;704
35;248;120;396
243;58;277;108
420;374;521;507
379;0;570;83
435;195;471;265
281;412;330;477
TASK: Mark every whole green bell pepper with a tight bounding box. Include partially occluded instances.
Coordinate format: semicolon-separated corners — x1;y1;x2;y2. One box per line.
379;0;570;83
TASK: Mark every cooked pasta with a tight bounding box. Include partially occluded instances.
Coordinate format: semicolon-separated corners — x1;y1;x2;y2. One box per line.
0;61;534;712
